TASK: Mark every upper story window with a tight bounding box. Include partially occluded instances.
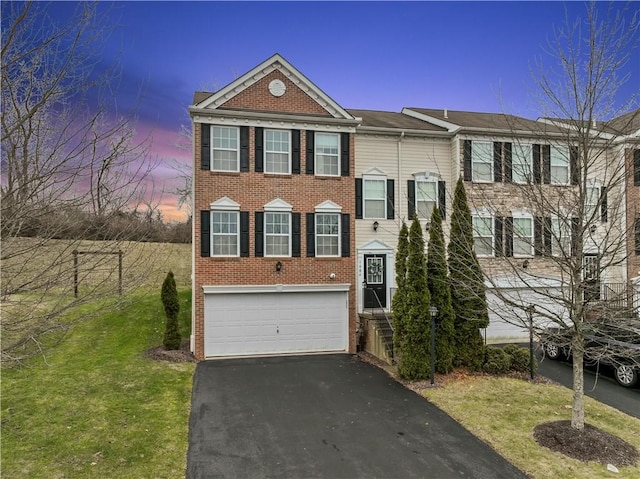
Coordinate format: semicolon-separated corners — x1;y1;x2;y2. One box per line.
212;211;239;256
265;212;291;256
416;179;438;218
316;213;340;256
551;217;571;257
265;129;290;174
550;146;570;185
363;178;386;219
472;214;494;257
315;133;340;176
512;144;532;184
212;126;239;172
471;141;493;182
512;214;534;257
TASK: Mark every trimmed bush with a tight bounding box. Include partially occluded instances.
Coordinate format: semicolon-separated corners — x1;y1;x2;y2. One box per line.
504;344;538;374
483;346;511;374
161;271;181;350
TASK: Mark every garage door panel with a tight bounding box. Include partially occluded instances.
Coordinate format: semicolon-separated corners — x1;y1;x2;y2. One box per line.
204;290;348;357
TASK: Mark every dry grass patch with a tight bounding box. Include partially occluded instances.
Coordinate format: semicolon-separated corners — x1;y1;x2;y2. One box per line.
422;376;640;479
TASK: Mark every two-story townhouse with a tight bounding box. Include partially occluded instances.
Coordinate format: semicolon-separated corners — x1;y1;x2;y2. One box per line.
403;108;628;338
346;109;452;315
189;54;359;360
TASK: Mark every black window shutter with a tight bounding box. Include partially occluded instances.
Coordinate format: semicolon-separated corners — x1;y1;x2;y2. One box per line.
306;130;315;174
505;216;514;257
306;213;315;257
534;216;543;256
200;210;210;257
533;144;541;184
493;142;503;182
494;216;504;257
600;187;608;222
570;146;579;185
240;127;250;172
254;127;264;172
341;213;350;257
503;142;512;182
463;140;472;181
544;217;552;255
355;178;363;219
635;217;640;254
341;133;350;177
407;180;416;220
201;124;210;170
292;213;301;257
291;130;301;174
571;217;580;257
240;212;249;257
542;145;551;184
255;212;264;257
386;179;395;220
438;180;446;219
634;150;640;186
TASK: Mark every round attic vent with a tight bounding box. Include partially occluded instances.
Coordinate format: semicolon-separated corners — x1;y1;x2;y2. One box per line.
268;79;286;97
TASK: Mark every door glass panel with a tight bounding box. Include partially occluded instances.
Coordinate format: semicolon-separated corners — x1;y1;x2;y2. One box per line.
367;257;383;284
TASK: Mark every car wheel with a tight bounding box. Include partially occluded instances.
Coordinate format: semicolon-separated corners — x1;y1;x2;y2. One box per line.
614;364;638;388
545;342;563;360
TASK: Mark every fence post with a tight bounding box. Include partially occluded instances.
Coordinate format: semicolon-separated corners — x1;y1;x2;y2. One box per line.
118;250;123;296
73;250;78;298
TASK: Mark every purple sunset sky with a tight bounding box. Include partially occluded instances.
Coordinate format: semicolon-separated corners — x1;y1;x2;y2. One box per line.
19;1;640;221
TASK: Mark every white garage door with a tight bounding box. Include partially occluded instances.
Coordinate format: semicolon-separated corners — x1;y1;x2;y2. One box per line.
203;286;349;358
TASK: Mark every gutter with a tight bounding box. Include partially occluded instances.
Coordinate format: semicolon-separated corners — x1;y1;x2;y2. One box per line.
189;107;362;127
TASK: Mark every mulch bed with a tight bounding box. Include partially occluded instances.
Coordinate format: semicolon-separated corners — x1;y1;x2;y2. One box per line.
534;420;639;467
146;340;196;363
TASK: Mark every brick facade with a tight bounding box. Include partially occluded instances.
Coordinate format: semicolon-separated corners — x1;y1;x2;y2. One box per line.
626;147;640;280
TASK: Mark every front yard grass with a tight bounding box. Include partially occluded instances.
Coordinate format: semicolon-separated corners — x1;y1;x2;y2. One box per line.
422;374;640;479
1;290;195;479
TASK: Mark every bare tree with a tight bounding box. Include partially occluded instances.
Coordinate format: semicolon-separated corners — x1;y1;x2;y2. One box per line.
466;2;639;430
1;1;161;364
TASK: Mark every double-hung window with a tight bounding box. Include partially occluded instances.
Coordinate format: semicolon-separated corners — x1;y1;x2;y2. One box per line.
513;215;534;257
212;126;239;171
265;129;290;174
472;141;493;182
550;146;570;185
472;215;494;256
416;180;437;218
585;186;600;222
315;133;340;176
512;144;532;183
265;212;290;256
316;213;340;256
551;217;571;257
363;178;386;219
211;211;239;256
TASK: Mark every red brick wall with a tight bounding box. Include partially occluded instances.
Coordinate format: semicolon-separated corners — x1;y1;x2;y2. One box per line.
219;70;332;117
193;119;356;360
626;148;640;281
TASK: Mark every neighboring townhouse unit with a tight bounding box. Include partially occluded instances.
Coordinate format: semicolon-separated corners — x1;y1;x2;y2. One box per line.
189;54;358;360
190;54;638;360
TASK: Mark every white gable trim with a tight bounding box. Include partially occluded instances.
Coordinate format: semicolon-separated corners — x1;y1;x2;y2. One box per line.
402;108;460;132
362;167;387;177
358;239;393;252
195;54;355;121
264;198;293;212
210;197;240;211
315;200;342;213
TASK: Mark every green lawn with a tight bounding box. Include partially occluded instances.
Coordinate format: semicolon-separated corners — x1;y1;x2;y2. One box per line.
1;290;195;479
423;375;640;479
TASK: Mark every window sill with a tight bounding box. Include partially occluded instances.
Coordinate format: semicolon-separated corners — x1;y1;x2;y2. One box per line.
205;256;242;261
208;170;241;176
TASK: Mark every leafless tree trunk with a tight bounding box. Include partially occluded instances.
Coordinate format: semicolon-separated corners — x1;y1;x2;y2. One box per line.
1;1;161;364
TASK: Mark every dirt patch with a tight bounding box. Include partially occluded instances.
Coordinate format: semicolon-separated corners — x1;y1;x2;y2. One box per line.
534;420;639;467
146;340;196;363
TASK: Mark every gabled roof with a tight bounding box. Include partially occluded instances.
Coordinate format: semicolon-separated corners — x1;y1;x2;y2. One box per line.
403;107;569;134
192;53;356;121
346;109;448;132
607;109;640;135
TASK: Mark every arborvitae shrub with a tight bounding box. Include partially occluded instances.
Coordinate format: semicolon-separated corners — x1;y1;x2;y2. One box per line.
161;271;181;350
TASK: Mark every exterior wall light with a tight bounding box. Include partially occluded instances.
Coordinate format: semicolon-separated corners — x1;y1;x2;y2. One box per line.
373;221;379;232
275;261;282;272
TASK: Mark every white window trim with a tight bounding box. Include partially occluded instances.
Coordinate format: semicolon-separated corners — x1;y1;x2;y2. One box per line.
512;212;534;258
264;129;291;175
512;143;532;184
315;132;340;177
210;211;240;257
209;197;241;257
363;174;387;220
264;198;293;257
551;216;571;257
415;177;438;219
585;180;602;224
211;126;240;172
550;145;570;185
471;140;493;183
314;201;342;257
315;213;341;257
472;213;494;257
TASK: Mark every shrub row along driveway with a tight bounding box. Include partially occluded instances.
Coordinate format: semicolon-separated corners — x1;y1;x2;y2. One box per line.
187;354;526;478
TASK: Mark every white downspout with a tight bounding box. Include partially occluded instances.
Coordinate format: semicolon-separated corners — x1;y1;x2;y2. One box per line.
398;131;405;221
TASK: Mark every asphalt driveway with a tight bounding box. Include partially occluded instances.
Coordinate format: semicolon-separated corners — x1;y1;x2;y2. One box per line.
187;354;526;479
